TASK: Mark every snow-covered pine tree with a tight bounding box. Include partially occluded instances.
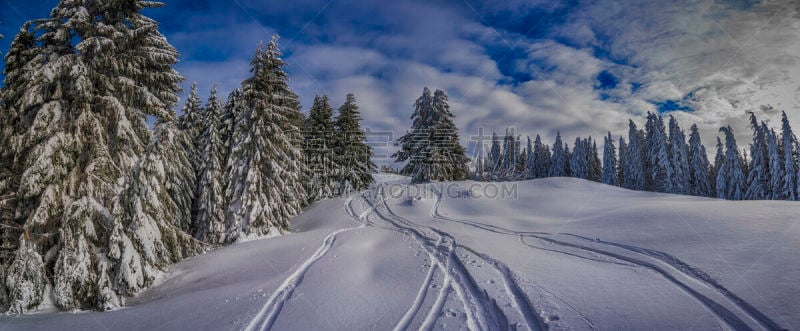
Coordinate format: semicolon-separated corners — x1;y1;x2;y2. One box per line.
602;132;618;185
780;111;797;200
617;136;627;188
766;127;783;200
501;130;518;179
334;93;376;193
688;124;712;197
109;122;204;304
305;95;340;200
429;89;469;181
225;36;307;242
0;23;36;283
394;88;468;182
624;120;646;190
516;138;527;176
550;131;568;177
192;86;227;243
645;113;672;192
720;126;746;200
179;82;204;133
667;116;690;194
713;137;726;199
2;0;186;312
532;134;550;179
589;138;602;181
487;131;502;179
564;145;572;176
526;136;535;178
221;88;243;162
570;137;588;179
745;113;769;200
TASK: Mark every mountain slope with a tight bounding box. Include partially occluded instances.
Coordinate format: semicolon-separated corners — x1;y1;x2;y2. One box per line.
2;175;797;330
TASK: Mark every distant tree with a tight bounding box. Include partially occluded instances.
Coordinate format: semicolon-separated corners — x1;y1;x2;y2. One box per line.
745;113;769;200
550;132;569;177
766;127;783;200
617;136;627;188
667;116;690;194
624;120;646;190
720;126;746;200
687;124;712;197
780;112;797;200
394;88;468;182
602;132;618;185
645;113;672;192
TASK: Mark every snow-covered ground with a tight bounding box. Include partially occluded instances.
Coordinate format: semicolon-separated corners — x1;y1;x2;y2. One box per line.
2;174;798;330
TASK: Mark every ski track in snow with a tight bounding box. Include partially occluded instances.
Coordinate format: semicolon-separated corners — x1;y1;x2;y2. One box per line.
365;184;510;331
425;184;783;331
247;180;784;331
245;198;373;331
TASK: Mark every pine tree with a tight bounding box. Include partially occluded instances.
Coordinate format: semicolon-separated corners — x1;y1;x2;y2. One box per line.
713;137;725;198
221;88;243;162
645;113;672;192
334;93;376;193
225;36;307;242
624;120;646;190
487;131;502;179
108;122;204;306
780;111;797;200
193;86;227;243
688;124;713;197
668;116;690;194
589;138;602;181
550;132;568;177
570;137;588;179
1;0;185;312
767;127;783;200
720;126;746;200
305;95;339;200
602;132;618;185
526;136;535;178
745;113;769;200
394;88;468;182
617;136;627;188
501;130;518;179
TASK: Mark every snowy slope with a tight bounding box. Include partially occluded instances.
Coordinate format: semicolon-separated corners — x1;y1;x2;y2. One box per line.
2;175;798;330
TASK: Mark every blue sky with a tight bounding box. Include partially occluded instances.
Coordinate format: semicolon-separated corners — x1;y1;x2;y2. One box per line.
2;0;800;160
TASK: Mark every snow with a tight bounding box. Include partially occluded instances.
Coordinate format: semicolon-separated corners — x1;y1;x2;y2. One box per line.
2;175;798;330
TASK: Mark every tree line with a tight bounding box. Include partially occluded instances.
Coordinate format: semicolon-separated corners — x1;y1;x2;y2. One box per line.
478;111;800;201
0;1;373;313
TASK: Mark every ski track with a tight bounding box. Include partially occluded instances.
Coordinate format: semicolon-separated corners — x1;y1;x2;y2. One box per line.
245;197;375;331
367;184;510;331
248;180;783;331
427;184;783;331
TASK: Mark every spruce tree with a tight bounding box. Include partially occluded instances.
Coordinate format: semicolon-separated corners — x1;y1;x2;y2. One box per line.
602;132;618;185
221;88;243;162
225;36;307;242
624;121;646;190
688;124;713;197
713;137;726;199
589;138;602;181
1;0;186;311
305;95;339;200
767;128;783;200
550;132;568;177
745;113;769;200
394;88;468;182
780;111;797;200
526;136;535;178
193;86;227;243
617;136;627;188
334;94;376;193
487;131;502;179
645;113;672;192
570;138;588;179
720;126;746;200
668;116;690;194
